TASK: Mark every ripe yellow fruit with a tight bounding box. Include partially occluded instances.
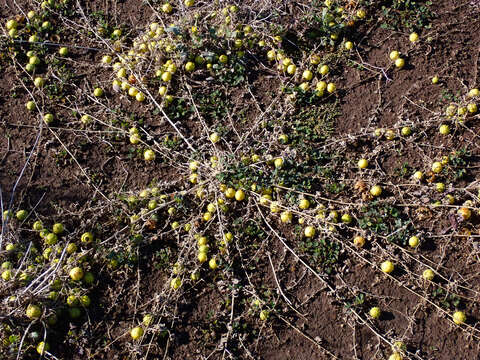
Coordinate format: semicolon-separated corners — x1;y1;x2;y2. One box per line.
93;88;104;97
198;252;207;263
170;277;182;289
409;32;419;42
369;306;381;319
436;182;445;193
370;185;382;197
185;61;195;72
345;41;353;50
439;124;450;135
388;352;403;360
413;171;423;181
408;236;419;248
302;70;313;81
358;159;368;169
453;311;466;325
270;201;280;213
161;71;172;82
304;226;315;238
467;102;477;113
69;267;84;281
432;76;439;84
468;88;479;97
320;65;329;75
235;189;246;201
162;3;173;13
431;162;442;173
401;126;411;136
81;232;94;243
280;211;292;223
259;310;269;320
381;260;394;274
209;258;218;269
353;236;365;247
395;58;405;69
26;304;42;319
37;341;50;355
422;269;435;281
143;314;154;326
299;198;310;210
209;132;220;143
130;326;144;340
327;82;336;93
457;207;471;220
274;157;284;168
203;212;213;221
225;188;236;199
144;149;155;161
286;64;296;75
389;50;400;61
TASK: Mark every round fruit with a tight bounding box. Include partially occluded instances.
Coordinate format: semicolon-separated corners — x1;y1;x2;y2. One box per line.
453;311;466;325
93;88;104;97
401;126;411;136
320;65;329;75
52;223;64;234
37;342;50;355
358;159;368;169
185;61;195;72
369;306;381;319
381;260;394;274
327;83;336;93
209;132;220;143
345;41;353;50
388;353;403;360
162;3;173;13
304;226;315;238
432;76;439;84
422;269;435;281
2;270;12;281
467;103;477;113
457;207;471;220
468;88;479;97
280;211;292;223
286;64;296;75
395;58;405;69
198;252;207;263
370;185;382;197
26;101;36;111
16;210;28;221
439;124;450;135
143;314;154;326
431;162;442;173
298;198;310;210
353;236;365;247
409;32;419;42
234;189;245;201
408;236;419;248
389;51;400;61
26;304;42;319
436;182;445;193
341;213;353;224
413;171;423;181
259;310;269;321
170;277;182;289
209;258;218;270
81;232;94;243
59;47;68;56
45;233;58;245
69;267;84;281
144;149;155;161
274;158;283;168
130;326;144;340
34;77;45;88
302;70;313;81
